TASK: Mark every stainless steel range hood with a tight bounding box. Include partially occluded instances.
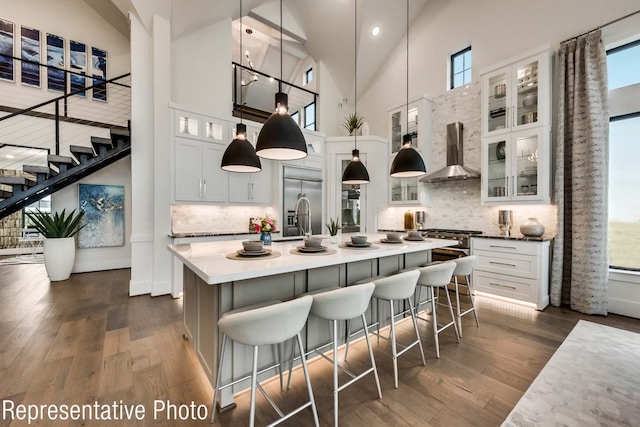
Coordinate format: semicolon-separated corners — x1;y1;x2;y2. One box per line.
420;122;480;183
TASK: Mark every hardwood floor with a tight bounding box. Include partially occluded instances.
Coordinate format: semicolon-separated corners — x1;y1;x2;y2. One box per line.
1;264;639;426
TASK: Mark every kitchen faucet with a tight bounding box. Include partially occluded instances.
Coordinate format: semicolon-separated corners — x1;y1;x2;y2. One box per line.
294;195;312;237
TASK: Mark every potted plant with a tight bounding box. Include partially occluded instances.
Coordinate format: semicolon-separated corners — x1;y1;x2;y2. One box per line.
26;208;86;281
325;217;341;244
343;112;364;136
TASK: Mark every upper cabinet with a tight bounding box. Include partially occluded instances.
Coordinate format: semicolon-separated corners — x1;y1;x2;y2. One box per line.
481;49;551;137
388;96;431;155
227;123;272;205
480;46;553;205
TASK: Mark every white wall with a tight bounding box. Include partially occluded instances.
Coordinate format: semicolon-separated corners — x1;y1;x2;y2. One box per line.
317;60;346;138
171;19;233;119
51;156;131;273
359;0;640;138
0;0;130;111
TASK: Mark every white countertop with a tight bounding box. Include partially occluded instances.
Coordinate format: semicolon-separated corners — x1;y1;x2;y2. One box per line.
168;233;458;285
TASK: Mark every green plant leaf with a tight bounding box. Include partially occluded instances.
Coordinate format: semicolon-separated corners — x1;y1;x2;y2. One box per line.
26;208;86;238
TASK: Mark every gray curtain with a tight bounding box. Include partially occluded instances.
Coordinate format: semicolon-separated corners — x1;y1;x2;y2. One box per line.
550;30;609;315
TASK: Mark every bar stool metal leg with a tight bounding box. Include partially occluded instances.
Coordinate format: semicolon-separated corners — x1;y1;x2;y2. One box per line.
361;313;382;399
407;297;426;367
249;345;259;427
444;287;461;342
466;274;480;327
210;334;228;423
388;300;399;389
430;287;440;359
296;332;320;427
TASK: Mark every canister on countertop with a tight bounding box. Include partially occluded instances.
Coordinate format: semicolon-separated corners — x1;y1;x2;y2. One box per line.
404;210;415;231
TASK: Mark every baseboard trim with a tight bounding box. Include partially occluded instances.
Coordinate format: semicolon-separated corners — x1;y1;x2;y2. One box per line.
129;279;151;296
151;279;171;297
73;259;131;273
608;297;640;319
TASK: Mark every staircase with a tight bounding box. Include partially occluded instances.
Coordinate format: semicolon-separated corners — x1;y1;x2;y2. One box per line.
0;127;131;219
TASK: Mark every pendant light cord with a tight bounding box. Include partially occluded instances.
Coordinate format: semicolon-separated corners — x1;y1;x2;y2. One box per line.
354;0;358;150
239;0;243;123
406;0;409;143
279;0;283;93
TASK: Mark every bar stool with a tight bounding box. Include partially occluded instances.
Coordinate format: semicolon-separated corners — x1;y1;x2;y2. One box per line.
301;283;382;426
210;296;319;427
414;262;460;358
344;275;387;359
452;255;479;336
370;270;425;388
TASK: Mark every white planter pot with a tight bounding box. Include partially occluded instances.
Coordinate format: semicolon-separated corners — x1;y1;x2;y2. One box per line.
44;237;76;281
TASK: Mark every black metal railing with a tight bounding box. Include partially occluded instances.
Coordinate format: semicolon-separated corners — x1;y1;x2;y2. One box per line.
0;53;130;157
232;62;318;130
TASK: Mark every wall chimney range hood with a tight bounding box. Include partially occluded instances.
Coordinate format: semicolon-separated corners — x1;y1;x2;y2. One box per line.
420;122;480;183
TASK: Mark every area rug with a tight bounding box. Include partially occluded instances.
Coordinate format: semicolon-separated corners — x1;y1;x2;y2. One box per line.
502;320;640;426
0;254;44;265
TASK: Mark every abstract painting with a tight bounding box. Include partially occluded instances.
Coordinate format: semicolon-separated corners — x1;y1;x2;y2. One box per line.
0;18;14;81
70;40;86;96
91;47;107;101
78;184;124;249
46;33;64;92
21;25;40;87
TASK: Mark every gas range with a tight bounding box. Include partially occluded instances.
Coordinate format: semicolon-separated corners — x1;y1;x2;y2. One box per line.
421;228;483;250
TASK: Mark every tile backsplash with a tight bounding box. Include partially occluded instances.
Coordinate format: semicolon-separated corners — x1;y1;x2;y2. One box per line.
378;81;557;236
171;205;279;234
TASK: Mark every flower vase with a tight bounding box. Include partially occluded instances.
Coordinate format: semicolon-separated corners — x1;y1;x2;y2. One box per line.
260;231;272;246
520;217;545;237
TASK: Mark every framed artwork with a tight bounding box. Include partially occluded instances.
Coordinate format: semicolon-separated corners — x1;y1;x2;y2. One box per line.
69;40;86;96
91;47;107;101
0;18;14;82
46;33;64;92
20;25;40;87
78;184;125;249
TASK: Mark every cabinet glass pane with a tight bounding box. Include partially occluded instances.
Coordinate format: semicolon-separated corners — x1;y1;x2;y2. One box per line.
407;107;418;149
179;116;199;136
487;72;508;132
205;121;223;140
391;111;402;153
514;134;539;196
405;178;418;201
487;139;508;198
515;60;539;127
341;159;361;233
390;177;403;202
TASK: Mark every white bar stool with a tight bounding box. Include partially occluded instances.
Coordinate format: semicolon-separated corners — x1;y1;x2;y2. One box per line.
370;270;426;388
415;262;460;359
452;255;479;336
210;296;319;427
300;283;382;426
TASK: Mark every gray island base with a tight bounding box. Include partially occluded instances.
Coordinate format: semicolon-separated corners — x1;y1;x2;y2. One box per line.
168;233;458;408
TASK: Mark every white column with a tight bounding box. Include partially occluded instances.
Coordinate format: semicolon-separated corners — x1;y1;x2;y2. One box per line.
129;12;154;296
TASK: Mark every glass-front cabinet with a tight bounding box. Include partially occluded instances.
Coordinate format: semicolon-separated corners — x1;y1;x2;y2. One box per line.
341;158;363;233
389;174;420;204
482;128;548;204
480;46;552;205
388;96;430;155
482;51;550;137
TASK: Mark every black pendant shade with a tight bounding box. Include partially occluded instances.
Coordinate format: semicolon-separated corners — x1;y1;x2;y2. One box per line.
342;149;370;184
255;93;308;160
390;135;426;178
221;123;262;173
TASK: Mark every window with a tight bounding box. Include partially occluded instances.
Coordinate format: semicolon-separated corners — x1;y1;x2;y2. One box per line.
304;68;313;85
607;40;640;271
450;47;472;89
304;102;315;131
291;111;299;126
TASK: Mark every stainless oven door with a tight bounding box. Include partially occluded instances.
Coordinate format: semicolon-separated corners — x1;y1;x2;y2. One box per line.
432;247;470;293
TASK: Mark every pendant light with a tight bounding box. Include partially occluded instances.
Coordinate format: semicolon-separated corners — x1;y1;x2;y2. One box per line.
255;0;308;160
342;0;370;184
390;0;426;178
221;0;262;172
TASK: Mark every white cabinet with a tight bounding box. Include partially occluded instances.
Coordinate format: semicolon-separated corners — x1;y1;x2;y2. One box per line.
481;49;551;136
389;175;421;204
481;127;550;204
174;137;228;202
388;96;431;155
227;124;272;205
471;237;550;310
480;46;552;206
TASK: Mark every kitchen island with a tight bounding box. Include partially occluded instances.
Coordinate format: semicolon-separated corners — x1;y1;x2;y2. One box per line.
168;233;457;407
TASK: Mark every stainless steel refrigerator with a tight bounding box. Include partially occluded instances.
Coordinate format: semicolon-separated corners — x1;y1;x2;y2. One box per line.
282;166;323;237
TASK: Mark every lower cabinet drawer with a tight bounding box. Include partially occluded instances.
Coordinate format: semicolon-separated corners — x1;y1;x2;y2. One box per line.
473;270;535;302
474;250;538;279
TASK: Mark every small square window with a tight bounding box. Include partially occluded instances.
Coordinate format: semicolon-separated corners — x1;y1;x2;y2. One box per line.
304;68;313;85
450;47;472;89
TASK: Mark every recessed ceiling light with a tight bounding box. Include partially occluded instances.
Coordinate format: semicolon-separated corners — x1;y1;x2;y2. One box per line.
5;154;15;159
372;26;380;36
245;28;253;34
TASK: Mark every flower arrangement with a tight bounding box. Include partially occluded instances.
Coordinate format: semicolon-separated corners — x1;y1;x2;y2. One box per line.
253;215;277;233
